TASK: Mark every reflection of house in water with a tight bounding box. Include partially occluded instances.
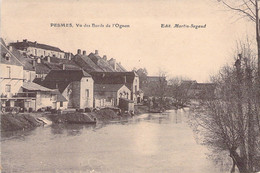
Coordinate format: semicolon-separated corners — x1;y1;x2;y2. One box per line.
94;84;131;107
39;69;94;109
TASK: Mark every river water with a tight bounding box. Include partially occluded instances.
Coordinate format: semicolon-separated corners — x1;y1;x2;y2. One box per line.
1;109;229;173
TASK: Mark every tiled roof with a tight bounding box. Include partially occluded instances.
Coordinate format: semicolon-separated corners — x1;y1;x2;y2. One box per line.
0;39;23;66
22;82;53;92
35;63;51;74
90;72;137;85
51;89;68;102
40;69;91;93
94;84;126;92
73;54;103;73
88;53;115;72
10;40;64;52
10;47;35;71
116;63;127;72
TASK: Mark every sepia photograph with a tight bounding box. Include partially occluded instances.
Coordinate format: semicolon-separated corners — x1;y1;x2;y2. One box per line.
1;0;260;172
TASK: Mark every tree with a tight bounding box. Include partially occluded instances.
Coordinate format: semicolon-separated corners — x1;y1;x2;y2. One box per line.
135;68;148;89
218;0;259;78
167;76;193;107
190;42;260;173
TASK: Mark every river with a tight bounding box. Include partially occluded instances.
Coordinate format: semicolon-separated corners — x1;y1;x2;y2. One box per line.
1;109;229;173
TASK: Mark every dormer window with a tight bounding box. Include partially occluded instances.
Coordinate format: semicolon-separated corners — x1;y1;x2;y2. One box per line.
4;53;11;61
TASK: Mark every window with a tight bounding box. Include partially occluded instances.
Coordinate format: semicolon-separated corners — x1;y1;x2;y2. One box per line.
135;85;137;92
6;67;11;78
85;89;89;98
60;101;63;107
5;84;11;92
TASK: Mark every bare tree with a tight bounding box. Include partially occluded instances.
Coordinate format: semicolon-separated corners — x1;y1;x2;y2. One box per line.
167;76;193;108
190;42;260;173
218;0;259;76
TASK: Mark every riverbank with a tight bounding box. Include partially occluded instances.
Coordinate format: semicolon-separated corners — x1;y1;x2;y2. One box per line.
0;108;134;132
1;113;43;132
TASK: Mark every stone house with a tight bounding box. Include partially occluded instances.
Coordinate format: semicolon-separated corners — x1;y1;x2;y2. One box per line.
40;69;94;109
94;84;131;107
10;39;65;59
90;71;142;104
0;39;24;108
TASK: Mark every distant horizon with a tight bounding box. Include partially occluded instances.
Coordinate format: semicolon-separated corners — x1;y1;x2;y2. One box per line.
1;0;255;82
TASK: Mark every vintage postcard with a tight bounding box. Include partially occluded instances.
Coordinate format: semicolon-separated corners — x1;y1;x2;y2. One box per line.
1;0;259;172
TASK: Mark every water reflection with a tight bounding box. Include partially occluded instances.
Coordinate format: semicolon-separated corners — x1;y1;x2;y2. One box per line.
1;109;229;173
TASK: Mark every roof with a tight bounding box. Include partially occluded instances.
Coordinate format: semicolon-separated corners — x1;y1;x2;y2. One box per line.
51;89;68;102
88;53;115;72
22;82;53;92
0;39;23;66
10;40;64;52
94;84;128;92
40;69;91;93
35;63;51;74
116;62;127;72
73;54;103;73
90;71;137;85
10;47;35;71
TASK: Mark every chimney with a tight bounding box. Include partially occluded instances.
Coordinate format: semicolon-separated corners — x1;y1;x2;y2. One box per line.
108;58;116;70
124;76;127;83
95;50;98;55
83;50;86;55
103;55;107;61
62;64;66;70
47;56;51;63
68;52;71;60
34;41;37;44
32;60;36;67
37;58;41;63
77;49;81;55
23;39;28;43
17;40;19;43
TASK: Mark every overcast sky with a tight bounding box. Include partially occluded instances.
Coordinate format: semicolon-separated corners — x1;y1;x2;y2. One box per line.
1;0;255;82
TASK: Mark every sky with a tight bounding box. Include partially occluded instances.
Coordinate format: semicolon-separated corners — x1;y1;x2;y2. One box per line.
1;0;255;82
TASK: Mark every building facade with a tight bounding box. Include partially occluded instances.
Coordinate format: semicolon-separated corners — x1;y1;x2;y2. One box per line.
10;39;65;59
40;69;94;109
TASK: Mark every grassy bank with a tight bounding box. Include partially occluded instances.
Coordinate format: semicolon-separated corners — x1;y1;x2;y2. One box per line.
1;113;42;132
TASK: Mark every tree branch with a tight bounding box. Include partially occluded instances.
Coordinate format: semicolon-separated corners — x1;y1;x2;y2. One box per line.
222;0;256;22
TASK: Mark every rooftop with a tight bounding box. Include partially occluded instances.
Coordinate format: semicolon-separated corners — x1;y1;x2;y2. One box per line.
10;40;64;52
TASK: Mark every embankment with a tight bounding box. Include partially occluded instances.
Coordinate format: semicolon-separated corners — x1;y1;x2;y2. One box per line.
46;109;123;124
1;113;42;132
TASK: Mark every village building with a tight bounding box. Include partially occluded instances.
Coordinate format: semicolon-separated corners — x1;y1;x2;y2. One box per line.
1;38;62;112
94;84;131;107
39;69;94;109
73;49;103;73
10;39;65;59
90;71;142;104
88;50;116;72
73;49;127;73
17;81;60;111
0;39;24;108
9;46;36;82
